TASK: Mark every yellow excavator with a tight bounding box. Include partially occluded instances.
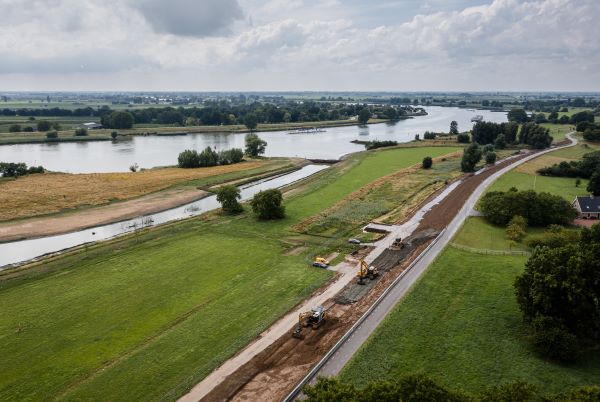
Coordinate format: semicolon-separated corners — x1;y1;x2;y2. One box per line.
357;259;379;285
292;306;326;339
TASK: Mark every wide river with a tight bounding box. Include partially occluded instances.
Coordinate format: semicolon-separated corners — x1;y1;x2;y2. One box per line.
0;106;507;173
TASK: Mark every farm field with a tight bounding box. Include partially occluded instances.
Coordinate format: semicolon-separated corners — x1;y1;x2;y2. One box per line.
0;158;292;222
0;145;460;401
340;246;600;394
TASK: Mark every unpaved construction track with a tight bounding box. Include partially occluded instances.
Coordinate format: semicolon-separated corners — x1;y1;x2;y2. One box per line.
187;136;577;402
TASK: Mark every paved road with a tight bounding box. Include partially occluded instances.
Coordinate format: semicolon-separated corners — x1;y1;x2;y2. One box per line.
285;133;577;399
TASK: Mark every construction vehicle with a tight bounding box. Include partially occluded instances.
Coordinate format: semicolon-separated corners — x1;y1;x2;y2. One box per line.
357;259;379;285
314;257;330;266
292;306;326;339
390;237;406;250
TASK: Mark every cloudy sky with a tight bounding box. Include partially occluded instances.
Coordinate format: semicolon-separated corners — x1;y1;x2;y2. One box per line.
0;0;599;91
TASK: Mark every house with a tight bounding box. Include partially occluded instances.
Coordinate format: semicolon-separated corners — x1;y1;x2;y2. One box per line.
572;196;600;219
81;122;103;130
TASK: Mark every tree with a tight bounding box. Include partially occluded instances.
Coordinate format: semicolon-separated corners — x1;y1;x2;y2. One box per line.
507;108;528;123
216;185;243;214
461;143;482;172
450;120;458;135
587;169;600;196
74;128;88;136
8;124;21;132
177;149;200;168
482;144;494;153
250;189;285;220
479;189;577;226
244;113;258;132
46;131;58;139
358;108;371;124
106;111;134;129
22;126;34;132
218;148;244;165
514;224;600;361
485;151;497;165
111;131;118;139
494;134;506;149
198;146;219;167
505;215;526;242
456;133;470;143
422;156;433;169
245;133;267;157
518;123;552;149
36;120;52;132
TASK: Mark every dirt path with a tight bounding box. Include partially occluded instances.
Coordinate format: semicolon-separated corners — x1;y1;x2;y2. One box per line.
0;187;208;243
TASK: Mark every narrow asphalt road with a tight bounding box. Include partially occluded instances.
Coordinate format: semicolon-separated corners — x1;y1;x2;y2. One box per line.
286;133;577;398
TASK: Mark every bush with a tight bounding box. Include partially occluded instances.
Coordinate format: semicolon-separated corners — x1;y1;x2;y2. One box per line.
456;133;470;143
177;149;200;168
494;134;506;149
74;128;88;136
423;131;436;140
482;144;494;153
530;315;581;362
485;151;497;164
526;225;580;249
216;185;243;214
422;156;433;169
461;143;482;172
0;162;28;177
27;165;45;174
22;126;34;132
8;124;21;132
36;120;52;132
245;133;267;157
505;215;526;242
218;148;244;165
198;146;219;167
250;189;285;220
46;131;58;139
364;140;397;150
111;131;118;139
479;189;577;226
583;128;600;142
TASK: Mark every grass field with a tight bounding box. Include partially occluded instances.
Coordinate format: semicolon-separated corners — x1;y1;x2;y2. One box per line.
0;145;461;401
452;217;543;252
0;159;295;222
340;247;600;394
540;123;573;142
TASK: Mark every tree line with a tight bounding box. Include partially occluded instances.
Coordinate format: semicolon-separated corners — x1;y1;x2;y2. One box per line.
302;373;599;401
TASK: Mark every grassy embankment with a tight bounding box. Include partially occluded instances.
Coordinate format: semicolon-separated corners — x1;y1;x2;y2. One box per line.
340;139;600;394
0;145;460;401
0;158;295;223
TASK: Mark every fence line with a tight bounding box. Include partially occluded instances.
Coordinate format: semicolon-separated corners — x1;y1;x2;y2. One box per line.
449;242;531;256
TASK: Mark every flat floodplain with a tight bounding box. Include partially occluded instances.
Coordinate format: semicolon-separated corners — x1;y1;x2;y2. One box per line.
0;145;459;401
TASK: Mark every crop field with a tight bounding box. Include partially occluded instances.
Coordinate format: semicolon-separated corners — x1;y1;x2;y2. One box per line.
340;246;600;393
0;145;461;400
0;159;291;222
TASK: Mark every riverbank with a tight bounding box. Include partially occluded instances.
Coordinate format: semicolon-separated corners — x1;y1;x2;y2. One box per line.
0;158;297;225
0;118;394;146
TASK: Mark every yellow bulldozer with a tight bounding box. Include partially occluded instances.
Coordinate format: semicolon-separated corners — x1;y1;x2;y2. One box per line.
357;259;379;285
292;306;326;339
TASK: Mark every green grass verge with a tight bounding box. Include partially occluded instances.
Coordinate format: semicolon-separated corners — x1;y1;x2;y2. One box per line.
452;217;543;252
340;247;600;394
488;171;588;201
0;145;460;401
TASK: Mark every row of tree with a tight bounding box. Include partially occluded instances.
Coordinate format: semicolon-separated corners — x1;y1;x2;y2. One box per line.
216;186;285;220
302;373;599;401
0;162;44;177
470;121;552;149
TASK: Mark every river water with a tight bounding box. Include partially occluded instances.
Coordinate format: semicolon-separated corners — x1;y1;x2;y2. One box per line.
0;164;328;269
0;107;507;173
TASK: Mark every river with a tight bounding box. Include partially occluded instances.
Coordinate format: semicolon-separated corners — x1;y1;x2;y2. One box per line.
0;107;507;173
0;164;328;269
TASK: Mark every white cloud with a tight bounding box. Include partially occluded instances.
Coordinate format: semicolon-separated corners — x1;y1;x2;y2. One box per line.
0;0;598;90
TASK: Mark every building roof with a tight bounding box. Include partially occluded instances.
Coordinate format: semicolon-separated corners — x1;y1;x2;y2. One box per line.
576;196;600;213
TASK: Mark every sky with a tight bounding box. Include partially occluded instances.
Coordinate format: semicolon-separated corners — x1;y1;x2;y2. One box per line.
0;0;599;92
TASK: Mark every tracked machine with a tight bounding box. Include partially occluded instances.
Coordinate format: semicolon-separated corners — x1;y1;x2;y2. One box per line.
357;259;379;285
292;306;326;339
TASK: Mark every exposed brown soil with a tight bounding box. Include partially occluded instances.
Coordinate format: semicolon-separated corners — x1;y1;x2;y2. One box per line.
198;153;534;402
0;187;208;243
201;240;430;402
415;153;531;232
